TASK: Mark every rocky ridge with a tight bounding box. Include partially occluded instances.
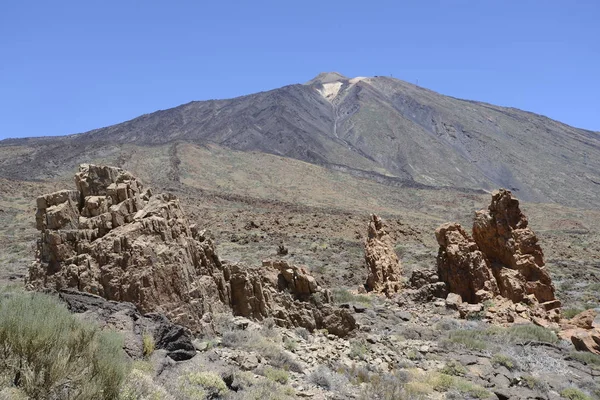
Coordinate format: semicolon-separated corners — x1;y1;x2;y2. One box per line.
27;164;355;337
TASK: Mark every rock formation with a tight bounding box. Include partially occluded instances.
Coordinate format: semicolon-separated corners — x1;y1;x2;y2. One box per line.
436;189;560;323
364;214;402;295
28;164;355;337
473;189;557;306
435;222;498;304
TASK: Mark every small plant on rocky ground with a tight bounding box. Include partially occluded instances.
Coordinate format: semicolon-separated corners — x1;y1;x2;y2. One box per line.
562;308;585;319
176;371;227;400
349;339;370;360
120;368;173;400
445;330;488;351
446;324;558;351
568;351;600;369
294;326;310;341
428;373;492;399
142;332;155;358
222;329;302;372
337;364;373;385
283;337;297;352
560;387;593;400
260;366;289;384
308;365;349;393
520;375;549;393
440;360;467;376
332;288;372;306
358;371;408;400
491;353;518;370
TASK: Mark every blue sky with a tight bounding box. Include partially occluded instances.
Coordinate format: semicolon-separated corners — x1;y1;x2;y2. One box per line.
1;1;598;140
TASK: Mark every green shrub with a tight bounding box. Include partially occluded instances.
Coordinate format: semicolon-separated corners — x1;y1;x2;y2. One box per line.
521;375;548;392
332;288;372;306
568;351;600;369
119;369;172;400
177;371;227;399
491;354;517;371
560;388;592;400
262;367;289;384
440;360;467;376
0;292;129;399
446;331;488;350
562;308;585;319
348;339;370;360
142;332;156;358
446;324;557;351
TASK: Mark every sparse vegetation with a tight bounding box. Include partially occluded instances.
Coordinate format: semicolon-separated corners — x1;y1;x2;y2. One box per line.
440;360;467;376
222;329;302;372
332;288;372;306
142;332;155;358
568;351;600;369
261;366;289;384
560;387;592;400
445;323;558;351
491;353;517;370
176;371;227;400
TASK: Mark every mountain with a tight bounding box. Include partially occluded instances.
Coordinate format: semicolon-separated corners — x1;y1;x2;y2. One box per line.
1;72;599;207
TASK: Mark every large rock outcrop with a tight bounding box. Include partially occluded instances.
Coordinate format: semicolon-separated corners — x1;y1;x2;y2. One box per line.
28;164;355;337
473;189;556;305
435;222;498;304
436;189;560;323
364;214;402;296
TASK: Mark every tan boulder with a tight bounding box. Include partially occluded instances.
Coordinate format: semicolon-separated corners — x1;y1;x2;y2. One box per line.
435;222;498;304
559;310;600;355
364;214;402;295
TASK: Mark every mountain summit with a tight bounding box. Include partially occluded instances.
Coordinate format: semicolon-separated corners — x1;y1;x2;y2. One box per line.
1;74;599;207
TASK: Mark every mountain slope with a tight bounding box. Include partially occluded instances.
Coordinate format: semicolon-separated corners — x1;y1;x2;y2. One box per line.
1;73;599;207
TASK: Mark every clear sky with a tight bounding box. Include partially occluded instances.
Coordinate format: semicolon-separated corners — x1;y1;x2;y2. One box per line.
1;0;598;140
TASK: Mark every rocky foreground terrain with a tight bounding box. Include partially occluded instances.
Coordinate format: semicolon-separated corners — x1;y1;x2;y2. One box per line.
1;164;597;400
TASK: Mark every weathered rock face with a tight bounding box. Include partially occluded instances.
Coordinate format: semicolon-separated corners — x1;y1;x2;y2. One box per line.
29;164;355;337
436;189;560;324
559;310;600;355
29;164;227;331
364;214;402;296
57;289;197;361
435;223;498;304
226;260;355;337
472;189;556;305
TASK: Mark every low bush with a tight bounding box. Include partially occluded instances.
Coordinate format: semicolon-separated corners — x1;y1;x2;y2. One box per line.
332;288;372;306
261;367;289;384
308;366;349;392
0;292;129;399
568;351;600;369
440;360;467;376
491;354;518;371
222;330;302;372
142;332;156;358
560;387;592;400
177;371;227;400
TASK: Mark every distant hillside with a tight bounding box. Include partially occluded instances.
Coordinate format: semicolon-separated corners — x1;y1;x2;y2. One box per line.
1;72;599;207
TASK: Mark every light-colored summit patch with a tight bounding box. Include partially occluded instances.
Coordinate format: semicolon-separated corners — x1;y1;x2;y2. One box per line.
317;82;343;102
349;76;367;84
